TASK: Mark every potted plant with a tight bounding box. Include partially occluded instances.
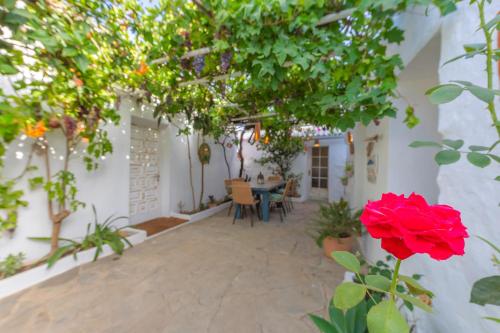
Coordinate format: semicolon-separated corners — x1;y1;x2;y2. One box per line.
208;195;217;208
309;199;361;256
344;162;354;178
340;176;349;187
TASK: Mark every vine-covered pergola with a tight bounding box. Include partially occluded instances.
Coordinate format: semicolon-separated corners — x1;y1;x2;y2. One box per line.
0;0;457;252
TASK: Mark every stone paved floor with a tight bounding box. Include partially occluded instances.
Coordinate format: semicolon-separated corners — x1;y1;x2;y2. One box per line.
0;202;345;333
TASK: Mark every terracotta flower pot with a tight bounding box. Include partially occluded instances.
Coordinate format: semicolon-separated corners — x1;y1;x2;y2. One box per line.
322;236;354;258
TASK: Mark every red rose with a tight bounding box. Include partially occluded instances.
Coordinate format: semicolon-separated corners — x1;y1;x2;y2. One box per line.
360;193;468;260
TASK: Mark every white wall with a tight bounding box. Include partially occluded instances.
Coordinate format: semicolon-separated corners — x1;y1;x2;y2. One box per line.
424;3;499;332
0;95;236;261
0;96;133;261
164;125;235;213
387;34;441;204
351;4;500;333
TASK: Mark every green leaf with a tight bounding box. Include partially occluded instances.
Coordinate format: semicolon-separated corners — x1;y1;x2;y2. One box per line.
46;246;73;268
328;300;346;332
469;145;490;151
435;150;461;165
484;317;500;324
495;176;500;181
367;300;409;333
347;300;368;333
470;275;500;306
365;275;391;291
442;139;464;150
331;251;361;273
467;152;491;168
62;47;79;57
333;282;367;311
467;85;495;103
399;275;434;297
426;84;463;104
463;43;486;52
483;14;500;31
488;154;500;163
0;63;18;75
409;141;442;148
403;106;419;129
395;292;432;313
476;236;500;254
308;314;338;333
75;55;90;73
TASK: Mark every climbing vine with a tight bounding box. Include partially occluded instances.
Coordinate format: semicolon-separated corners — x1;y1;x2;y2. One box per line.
0;0;137;252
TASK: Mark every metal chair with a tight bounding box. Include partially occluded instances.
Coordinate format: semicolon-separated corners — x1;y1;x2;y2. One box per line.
269;180;292;222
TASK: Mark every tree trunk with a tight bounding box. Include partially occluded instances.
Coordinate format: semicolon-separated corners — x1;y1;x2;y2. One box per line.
186;134;196;211
199;163;204;209
219;137;231;179
238;130;245;178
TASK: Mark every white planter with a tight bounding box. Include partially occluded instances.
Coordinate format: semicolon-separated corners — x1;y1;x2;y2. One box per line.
0;227;146;300
171;201;231;223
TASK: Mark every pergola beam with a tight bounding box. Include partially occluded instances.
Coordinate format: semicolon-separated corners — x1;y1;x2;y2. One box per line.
178;71;243;87
315;8;355;26
151;8;355;65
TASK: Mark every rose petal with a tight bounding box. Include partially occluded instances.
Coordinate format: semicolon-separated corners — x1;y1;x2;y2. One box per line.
381;238;414;260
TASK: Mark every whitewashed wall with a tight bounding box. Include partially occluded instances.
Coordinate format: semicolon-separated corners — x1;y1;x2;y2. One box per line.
0;96;133;261
425;3;499;332
0;95;236;261
351;4;500;333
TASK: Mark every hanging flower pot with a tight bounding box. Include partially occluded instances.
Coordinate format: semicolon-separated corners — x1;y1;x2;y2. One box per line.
198;143;211;164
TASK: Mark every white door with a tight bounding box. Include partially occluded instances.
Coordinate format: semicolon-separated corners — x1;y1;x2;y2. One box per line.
310;146;329;201
129;125;161;224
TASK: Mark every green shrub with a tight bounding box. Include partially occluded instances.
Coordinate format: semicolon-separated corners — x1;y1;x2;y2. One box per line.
309;199;362;247
0;252;25;278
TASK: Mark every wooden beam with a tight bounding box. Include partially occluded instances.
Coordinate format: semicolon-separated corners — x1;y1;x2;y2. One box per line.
151;8;354;65
181;47;212;60
231;113;277;122
178;71;243;87
316;8;355;26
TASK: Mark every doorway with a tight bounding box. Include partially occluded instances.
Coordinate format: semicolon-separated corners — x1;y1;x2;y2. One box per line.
310;146;329;201
129;124;161;224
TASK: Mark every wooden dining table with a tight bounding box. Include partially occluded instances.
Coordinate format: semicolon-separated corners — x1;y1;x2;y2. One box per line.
233;180;286;222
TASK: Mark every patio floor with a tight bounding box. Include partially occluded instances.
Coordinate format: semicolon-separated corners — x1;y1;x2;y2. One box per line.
0;202;345;333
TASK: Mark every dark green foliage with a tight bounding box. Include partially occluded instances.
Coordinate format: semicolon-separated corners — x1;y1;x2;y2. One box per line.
0;252;25;278
310;299;369;333
31;206;131;267
255;128;304;178
309;199;362;246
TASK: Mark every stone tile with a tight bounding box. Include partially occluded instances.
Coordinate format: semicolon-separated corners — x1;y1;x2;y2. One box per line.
0;202;345;332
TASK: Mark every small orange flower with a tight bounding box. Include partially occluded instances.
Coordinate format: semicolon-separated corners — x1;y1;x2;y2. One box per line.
135;61;149;75
73;76;84;87
24;121;47;138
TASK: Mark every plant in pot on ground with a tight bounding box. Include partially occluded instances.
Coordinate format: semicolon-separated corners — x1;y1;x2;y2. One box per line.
309;199;362;256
